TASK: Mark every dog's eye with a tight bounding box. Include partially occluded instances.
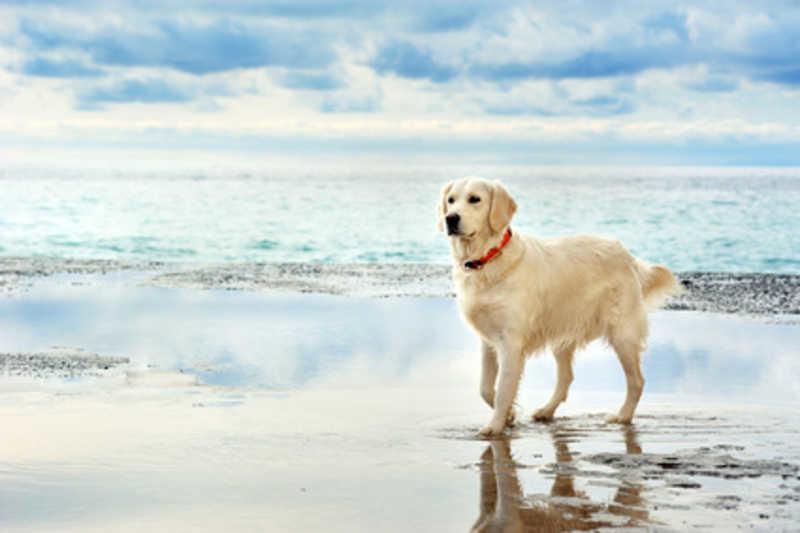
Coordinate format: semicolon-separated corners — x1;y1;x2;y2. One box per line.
468;196;481;204
448;197;455;204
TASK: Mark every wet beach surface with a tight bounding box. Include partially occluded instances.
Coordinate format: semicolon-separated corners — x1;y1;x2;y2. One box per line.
1;276;799;531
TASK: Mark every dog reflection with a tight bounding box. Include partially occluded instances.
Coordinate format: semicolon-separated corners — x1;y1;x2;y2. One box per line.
471;425;647;532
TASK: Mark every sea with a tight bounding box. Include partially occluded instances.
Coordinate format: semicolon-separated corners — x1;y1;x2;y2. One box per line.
2;163;799;273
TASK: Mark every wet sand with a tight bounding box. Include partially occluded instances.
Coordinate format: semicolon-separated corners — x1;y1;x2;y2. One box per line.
1;388;798;531
1;271;799;531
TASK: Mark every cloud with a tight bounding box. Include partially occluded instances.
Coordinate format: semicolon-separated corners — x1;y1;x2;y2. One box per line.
6;0;481;29
409;3;486;32
572;94;635;115
370;41;457;82
77;78;193;108
1;0;379;17
472;48;684;81
757;68;800;87
4;1;800;162
217;0;380;19
20;18;337;74
465;7;800;89
21;57;104;78
14;4;800;90
684;76;739;92
319;95;379;113
277;71;343;91
482;104;557;117
482;94;634;117
643;11;690;42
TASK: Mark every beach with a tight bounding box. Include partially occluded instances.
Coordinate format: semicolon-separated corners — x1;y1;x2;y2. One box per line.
1;264;799;531
5;0;800;528
2;161;799;532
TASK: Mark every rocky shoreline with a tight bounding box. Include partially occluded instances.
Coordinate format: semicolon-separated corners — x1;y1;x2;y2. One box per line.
0;347;129;379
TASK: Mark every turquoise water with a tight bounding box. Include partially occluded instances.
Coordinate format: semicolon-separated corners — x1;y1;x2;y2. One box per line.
1;165;799;272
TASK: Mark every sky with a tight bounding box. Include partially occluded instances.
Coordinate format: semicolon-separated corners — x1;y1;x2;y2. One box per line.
1;0;800;165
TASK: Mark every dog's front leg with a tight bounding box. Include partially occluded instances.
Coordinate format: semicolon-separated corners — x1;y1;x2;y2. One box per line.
479;340;523;437
480;342;498;408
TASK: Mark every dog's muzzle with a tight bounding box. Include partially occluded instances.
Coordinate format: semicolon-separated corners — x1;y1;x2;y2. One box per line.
445;213;461;235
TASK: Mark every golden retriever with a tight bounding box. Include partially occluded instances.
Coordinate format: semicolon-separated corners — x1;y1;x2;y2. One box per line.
438;177;679;436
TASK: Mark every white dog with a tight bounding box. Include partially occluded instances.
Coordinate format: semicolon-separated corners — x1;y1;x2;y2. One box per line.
438;177;679;436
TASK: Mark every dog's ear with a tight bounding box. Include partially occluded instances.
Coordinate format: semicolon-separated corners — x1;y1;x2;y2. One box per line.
489;181;517;233
437;181;454;232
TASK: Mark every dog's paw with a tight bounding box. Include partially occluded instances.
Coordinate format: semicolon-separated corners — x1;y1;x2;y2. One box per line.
606;414;633;425
506;407;518;426
478;421;506;437
532;407;555;422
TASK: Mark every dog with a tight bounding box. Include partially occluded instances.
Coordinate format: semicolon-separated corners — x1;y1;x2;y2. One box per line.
438;177;679;436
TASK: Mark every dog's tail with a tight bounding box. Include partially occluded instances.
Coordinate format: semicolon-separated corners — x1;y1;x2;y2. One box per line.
635;260;681;310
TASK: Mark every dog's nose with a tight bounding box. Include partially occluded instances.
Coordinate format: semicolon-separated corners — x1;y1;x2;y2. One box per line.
445;213;460;234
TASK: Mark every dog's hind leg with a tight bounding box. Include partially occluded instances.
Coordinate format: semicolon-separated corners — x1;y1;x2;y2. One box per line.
480;342;498;408
532;343;575;422
607;326;646;424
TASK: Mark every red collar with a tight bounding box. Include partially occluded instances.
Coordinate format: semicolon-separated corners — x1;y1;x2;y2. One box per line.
464;228;513;270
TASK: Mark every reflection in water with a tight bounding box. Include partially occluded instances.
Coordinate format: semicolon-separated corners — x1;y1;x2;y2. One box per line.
471;425;647;532
0;285;799;403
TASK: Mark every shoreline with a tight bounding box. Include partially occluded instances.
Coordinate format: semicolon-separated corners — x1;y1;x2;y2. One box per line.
2;256;799;316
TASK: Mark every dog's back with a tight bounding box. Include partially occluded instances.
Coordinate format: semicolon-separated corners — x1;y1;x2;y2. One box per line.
514;234;678;353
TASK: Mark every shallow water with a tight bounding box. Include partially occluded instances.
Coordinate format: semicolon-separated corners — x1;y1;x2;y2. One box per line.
1;281;799;531
1;278;799;400
2;165;800;272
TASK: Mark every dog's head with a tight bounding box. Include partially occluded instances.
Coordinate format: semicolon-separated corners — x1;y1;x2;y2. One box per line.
437;177;517;239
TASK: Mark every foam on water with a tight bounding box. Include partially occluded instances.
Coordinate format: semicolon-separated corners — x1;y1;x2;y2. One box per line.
2;165;799;272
